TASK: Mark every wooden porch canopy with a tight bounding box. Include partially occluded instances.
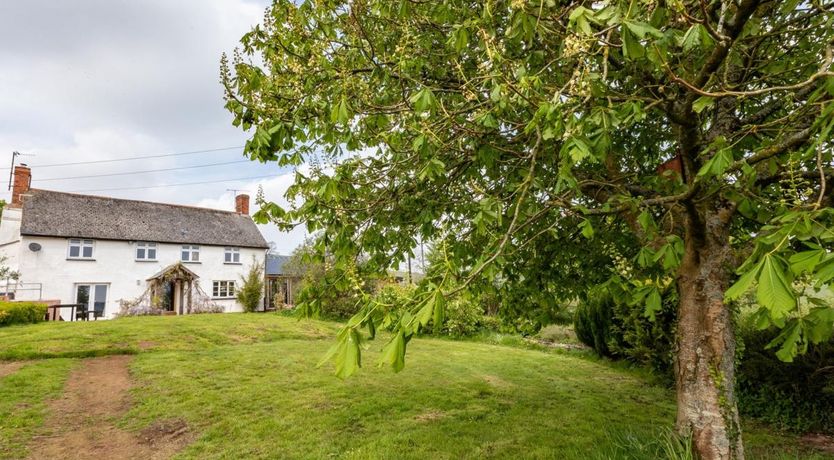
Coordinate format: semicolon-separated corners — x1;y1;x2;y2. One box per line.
146;263;199;315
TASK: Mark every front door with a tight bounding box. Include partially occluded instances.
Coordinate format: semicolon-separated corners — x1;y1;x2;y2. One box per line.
75;284;108;319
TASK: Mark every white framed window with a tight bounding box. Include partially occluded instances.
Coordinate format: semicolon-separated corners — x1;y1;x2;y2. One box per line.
212;280;236;298
76;284;108;318
68;239;94;259
135;242;157;261
224;247;241;264
181;245;200;262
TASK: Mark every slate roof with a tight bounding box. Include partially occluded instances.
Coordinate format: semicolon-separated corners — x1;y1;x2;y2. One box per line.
20;189;269;249
266;253;292;276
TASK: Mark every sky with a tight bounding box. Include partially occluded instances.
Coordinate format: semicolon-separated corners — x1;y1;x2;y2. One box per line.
0;0;309;254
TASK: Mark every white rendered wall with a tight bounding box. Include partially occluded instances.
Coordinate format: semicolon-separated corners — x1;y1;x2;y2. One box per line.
13;236;265;318
0;207;22;273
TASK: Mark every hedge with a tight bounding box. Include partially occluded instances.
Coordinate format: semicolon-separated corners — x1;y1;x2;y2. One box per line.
0;301;47;327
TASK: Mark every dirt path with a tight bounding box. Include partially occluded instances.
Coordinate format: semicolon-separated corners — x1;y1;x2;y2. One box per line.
27;355;193;460
0;361;24;378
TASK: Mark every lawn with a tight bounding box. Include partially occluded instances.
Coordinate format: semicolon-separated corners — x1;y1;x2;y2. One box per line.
0;314;829;459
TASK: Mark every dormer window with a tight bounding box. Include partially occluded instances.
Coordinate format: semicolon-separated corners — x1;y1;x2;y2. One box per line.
68;239;94;259
181;245;200;262
136;242;157;261
224;247;241;264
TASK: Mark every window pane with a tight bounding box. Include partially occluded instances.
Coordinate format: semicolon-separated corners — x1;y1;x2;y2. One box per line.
148;249;156;259
192;251;199;262
137;248;145;259
212;282;219;297
229;282;235;295
69;246;80;258
83;240;93;245
225;252;231;262
76;285;90;306
233;252;240;263
82;246;93;258
70;239;80;244
93;285;107;313
181;251;189;261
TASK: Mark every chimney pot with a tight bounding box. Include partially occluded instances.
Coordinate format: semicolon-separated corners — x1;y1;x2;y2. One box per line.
235;193;250;215
11;165;31;208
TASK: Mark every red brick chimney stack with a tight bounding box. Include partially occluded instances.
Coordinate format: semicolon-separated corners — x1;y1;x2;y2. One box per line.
11;164;31;208
235;193;250;215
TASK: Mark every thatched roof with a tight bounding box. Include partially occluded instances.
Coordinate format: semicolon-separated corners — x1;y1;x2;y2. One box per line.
20;189;269;249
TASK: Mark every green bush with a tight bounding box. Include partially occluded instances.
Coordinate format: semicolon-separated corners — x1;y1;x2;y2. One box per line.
0;301;47;327
608;289;677;374
573;286;676;374
736;316;834;433
442;297;483;336
236;258;265;312
573;288;614;357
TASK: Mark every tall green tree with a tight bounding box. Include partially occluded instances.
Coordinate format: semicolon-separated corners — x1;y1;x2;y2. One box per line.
223;1;834;458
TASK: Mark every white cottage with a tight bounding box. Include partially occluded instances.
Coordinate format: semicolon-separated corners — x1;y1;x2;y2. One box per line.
0;165;270;318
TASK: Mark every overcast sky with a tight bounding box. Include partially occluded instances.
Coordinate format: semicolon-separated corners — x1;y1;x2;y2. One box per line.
0;0;309;254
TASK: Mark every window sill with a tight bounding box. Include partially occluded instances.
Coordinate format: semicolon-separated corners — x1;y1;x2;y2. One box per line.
212;297;235;300
181;261;202;264
135;259;158;263
67;258;96;261
223;262;243;265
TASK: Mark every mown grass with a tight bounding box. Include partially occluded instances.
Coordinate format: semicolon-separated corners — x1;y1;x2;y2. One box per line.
0;313;337;360
0;314;830;459
0;359;75;458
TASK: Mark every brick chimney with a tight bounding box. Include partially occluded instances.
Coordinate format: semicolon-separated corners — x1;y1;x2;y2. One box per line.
235;193;250;215
10;164;31;208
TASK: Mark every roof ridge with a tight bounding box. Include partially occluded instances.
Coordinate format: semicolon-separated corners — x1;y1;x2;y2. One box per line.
28;188;243;215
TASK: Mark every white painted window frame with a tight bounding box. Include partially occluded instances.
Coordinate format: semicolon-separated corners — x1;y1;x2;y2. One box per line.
181;245;200;262
224;247;241;264
212;280;236;298
67;238;95;260
135;242;158;261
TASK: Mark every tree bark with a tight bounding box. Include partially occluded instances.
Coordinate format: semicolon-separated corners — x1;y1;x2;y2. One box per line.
676;203;744;460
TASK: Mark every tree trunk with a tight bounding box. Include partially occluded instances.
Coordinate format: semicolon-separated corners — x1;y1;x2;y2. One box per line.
676;205;744;460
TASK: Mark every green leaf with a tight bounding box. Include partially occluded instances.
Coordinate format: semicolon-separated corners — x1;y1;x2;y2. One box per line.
568;6;593;35
770;321;801;362
624;20;663;39
696;149;733;178
579;219;594;239
692;96;714;114
681;24;704;51
788;249;824;275
807;307;834;343
756;255;796;321
334;328;362;379
410;88;437;113
636;247;654;268
330;96;351;124
637;210;655;235
568;137;593;162
417;297;434;327
813;257;834;285
621;25;643;59
725;261;762;301
644;287;662;321
432;291;446;327
380;331;407;372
